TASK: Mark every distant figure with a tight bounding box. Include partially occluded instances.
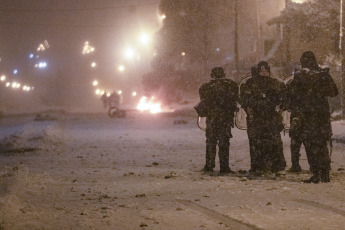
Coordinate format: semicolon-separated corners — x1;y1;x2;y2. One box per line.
109;91;120;108
286;51;338;183
198;67;238;174
101;93;108;109
240;61;286;175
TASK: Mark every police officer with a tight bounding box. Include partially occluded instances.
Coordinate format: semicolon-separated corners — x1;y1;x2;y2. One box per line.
199;67;238;173
286;51;338;183
240;66;259;173
241;61;286;174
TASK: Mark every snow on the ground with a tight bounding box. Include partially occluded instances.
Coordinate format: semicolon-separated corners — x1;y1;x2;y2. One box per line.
0;110;345;230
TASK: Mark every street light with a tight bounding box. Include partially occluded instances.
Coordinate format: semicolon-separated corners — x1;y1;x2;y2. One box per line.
118;65;125;72
291;0;306;3
124;47;135;59
139;33;151;45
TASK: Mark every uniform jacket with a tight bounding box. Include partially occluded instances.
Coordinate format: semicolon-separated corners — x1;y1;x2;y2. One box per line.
199;78;238;121
286;67;338;139
240;75;286;135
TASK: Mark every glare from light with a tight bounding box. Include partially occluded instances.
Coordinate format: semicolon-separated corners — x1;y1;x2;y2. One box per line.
106;92;111;97
82;41;95;55
31;86;35;90
124;47;135;59
92;80;98;86
38;62;47;68
29;53;34;59
0;75;6;81
6;82;10;87
101;90;105;95
23;85;30;91
13;69;18;74
91;62;97;68
161;15;166;19
291;0;306;3
139;33;151;45
95;89;101;95
181;52;186;56
37;44;45;51
118;65;125;72
132;91;137;97
12;82;18;88
43;40;50;48
117;90;122;95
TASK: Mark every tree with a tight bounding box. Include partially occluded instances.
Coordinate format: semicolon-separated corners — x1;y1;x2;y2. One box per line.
143;0;234;102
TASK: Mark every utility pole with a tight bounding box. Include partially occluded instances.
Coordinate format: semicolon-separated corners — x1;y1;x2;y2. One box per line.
254;0;261;62
285;0;291;65
341;0;345;120
234;0;239;75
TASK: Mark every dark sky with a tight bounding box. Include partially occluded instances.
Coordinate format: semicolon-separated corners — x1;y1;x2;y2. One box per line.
0;0;161;109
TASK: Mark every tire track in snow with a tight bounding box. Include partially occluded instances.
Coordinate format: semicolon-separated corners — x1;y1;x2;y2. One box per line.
177;199;263;230
294;199;345;217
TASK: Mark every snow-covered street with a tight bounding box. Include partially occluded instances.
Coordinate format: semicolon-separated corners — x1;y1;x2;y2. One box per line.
1;110;345;229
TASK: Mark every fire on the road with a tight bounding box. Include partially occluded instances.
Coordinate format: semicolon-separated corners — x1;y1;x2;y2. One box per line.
137;96;162;114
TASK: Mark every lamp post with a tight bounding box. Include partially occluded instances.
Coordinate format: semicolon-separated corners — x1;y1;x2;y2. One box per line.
341;0;345;120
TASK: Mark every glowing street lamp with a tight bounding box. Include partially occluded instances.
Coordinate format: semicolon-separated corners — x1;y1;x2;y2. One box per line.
132;91;137;97
0;75;6;81
91;62;97;68
82;41;95;55
124;47;135;59
139;33;151;45
38;62;47;68
6;82;10;87
118;65;125;72
92;80;98;86
117;90;122;95
291;0;306;3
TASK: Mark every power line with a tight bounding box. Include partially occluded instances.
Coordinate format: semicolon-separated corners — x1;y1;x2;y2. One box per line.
0;1;159;13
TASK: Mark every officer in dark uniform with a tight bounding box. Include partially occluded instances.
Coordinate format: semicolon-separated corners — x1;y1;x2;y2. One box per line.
286;51;338;183
199;67;238;173
241;61;286;174
240;66;259;173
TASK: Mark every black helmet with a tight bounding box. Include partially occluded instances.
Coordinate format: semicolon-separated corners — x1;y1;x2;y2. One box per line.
211;67;225;78
257;61;270;73
251;66;257;76
300;51;318;69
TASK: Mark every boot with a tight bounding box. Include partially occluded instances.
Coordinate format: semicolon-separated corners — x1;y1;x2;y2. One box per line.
303;170;321;184
321;169;330;183
288;164;302;173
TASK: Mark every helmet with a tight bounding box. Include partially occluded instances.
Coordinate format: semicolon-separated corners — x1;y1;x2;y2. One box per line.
211;67;225;78
257;61;270;73
300;51;318;69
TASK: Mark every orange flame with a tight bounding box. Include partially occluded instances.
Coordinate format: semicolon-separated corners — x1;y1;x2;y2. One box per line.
137;96;162;114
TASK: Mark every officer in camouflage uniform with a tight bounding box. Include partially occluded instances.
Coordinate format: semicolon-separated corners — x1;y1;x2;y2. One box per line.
286;51;338;183
199;67;238;173
241;61;286;174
